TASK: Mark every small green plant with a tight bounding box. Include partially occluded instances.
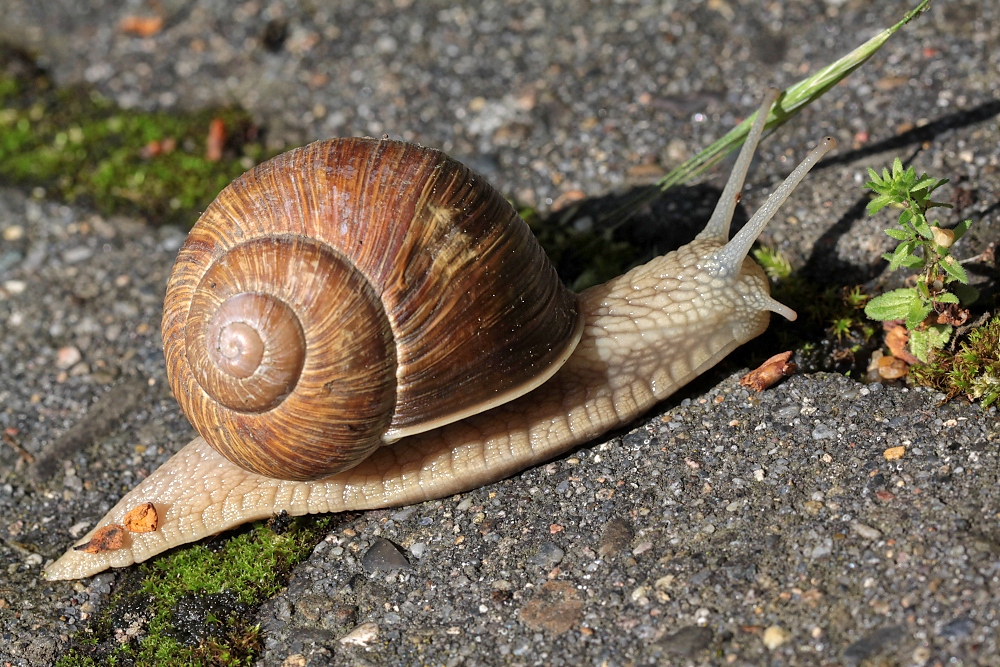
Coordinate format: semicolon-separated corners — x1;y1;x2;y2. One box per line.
751;245;793;281
862;158;977;362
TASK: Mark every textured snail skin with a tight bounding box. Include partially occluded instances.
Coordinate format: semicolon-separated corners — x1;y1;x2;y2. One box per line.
45;92;835;580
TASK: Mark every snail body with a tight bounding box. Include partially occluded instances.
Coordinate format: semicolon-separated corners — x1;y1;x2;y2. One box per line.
46;90;835;580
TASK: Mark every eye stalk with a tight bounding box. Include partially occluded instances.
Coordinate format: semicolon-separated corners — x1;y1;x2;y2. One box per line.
694;89;836;323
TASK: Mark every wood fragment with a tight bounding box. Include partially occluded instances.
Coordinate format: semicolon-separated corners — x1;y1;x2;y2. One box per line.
74;524;126;553
740;351;797;391
118;16;164;37
123;502;159;532
205;118;226;161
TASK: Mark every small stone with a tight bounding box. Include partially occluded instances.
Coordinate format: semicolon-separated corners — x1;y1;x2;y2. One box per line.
295;594;333;621
632;540;653;556
762;625;790;650
361;538;411;571
883;446;905;461
408;542;426;558
281;655;307;667
939;616;974;639
56;346;82;369
2;225;24;241
656;625;713;657
68;521;91;538
390;507;416;521
598;517;632;557
2;280;26;295
62;246;94;263
530;541;564;569
456;497;474;511
851;522;882;540
63;473;83;493
518;580;583;635
811;424;837;440
842;625;905;664
339;622;379;647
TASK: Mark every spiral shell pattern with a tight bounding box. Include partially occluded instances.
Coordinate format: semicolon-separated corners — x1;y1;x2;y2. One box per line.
163;138;581;480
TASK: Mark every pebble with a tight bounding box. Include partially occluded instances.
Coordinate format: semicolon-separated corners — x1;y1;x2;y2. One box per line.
632;540;653;556
61;246;93;264
55;345;83;369
518;580;583;635
408;542;426;558
67;521;91;538
361;538;411;571
762;625;790;650
529;541;564;569
851;522;882;540
2;280;26;295
390;507;417;522
2;225;24;241
883;446;905;461
339;622;379;647
939;616;974;639
842;625;905;665
811;424;838;440
655;625;713;657
597;517;633;557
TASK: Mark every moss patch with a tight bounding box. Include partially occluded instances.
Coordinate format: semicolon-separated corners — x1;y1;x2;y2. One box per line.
0;47;274;226
911;314;1000;407
57;515;335;667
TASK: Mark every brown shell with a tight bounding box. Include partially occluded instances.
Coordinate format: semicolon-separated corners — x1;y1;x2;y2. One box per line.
163;138;582;480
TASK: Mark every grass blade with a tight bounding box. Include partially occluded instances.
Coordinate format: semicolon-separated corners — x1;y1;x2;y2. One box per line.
600;0;932;228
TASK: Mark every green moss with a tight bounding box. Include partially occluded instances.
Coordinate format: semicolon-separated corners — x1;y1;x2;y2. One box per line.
0;53;275;226
57;515;334;667
911;314;1000;407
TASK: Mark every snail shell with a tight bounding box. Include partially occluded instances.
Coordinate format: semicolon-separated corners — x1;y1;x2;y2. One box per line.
162;139;583;481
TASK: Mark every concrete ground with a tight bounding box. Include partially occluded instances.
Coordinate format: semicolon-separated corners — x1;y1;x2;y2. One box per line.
1;0;998;665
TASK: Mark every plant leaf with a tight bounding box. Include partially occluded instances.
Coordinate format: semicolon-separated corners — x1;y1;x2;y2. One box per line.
953;219;972;241
952;283;980;305
913;218;933;239
934;291;960;304
865;288;918;321
905;296;933;330
867;194;894;215
910;176;938;192
909;324;952;363
940;255;969;284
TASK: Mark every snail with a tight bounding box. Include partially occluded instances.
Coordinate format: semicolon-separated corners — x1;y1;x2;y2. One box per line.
45;89;835;580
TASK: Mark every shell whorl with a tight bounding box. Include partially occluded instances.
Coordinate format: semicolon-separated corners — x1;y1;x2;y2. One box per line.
163;138;582;480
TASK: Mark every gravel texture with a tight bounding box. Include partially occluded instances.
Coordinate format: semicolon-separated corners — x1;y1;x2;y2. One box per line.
1;0;999;665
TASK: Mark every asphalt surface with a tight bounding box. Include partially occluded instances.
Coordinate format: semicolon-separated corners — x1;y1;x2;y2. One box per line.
1;0;999;665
